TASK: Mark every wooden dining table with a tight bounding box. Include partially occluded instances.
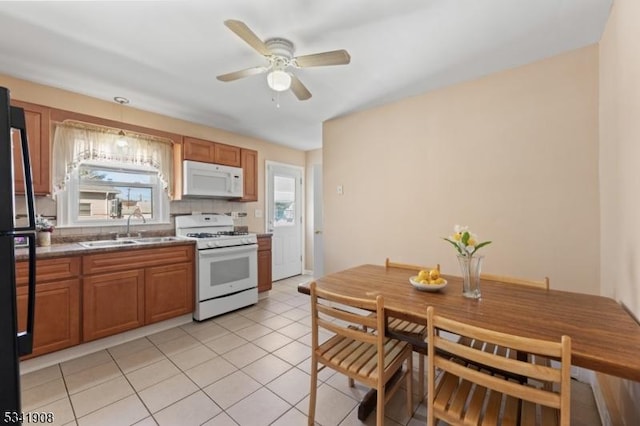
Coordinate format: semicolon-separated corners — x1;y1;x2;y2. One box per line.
298;264;640;383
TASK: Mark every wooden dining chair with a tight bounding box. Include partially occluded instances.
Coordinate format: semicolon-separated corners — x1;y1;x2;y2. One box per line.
426;306;572;426
384;258;440;399
308;281;413;426
464;273;552;390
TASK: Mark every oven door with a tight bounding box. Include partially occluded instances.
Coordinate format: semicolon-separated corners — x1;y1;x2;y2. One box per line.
197;244;258;301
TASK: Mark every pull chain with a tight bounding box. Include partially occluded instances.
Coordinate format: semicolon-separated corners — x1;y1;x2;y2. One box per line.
271;90;281;108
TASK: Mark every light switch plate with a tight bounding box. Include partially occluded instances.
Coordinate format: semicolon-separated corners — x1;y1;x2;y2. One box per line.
337;185;344;195
255;209;263;218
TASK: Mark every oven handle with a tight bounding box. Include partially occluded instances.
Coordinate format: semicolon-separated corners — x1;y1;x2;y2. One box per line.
198;243;258;257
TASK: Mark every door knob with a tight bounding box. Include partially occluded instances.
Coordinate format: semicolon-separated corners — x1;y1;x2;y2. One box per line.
314;230;322;234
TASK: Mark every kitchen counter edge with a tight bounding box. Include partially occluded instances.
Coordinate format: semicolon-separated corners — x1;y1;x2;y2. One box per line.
14;239;196;261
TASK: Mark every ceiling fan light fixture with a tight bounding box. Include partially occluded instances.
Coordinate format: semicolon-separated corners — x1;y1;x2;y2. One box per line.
267;70;291;92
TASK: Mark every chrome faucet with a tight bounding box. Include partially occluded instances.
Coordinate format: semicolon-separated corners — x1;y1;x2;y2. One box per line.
125;207;146;237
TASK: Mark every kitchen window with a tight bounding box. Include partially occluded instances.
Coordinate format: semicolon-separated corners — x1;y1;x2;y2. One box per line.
52;121;173;227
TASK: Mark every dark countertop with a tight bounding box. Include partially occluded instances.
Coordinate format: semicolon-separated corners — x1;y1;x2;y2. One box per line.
14;239;196;261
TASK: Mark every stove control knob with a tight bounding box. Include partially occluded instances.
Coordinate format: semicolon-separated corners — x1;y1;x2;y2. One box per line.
241;238;248;244
207;242;215;248
215;241;222;247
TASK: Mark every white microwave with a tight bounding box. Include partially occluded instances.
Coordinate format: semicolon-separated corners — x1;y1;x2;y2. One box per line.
183;160;243;198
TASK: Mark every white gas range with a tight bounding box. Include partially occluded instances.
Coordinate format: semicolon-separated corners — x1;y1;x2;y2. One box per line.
175;214;258;321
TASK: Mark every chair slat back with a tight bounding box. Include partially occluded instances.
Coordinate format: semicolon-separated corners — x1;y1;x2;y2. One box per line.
427;306;571;425
310;281;385;350
481;273;550;290
385;258;440;272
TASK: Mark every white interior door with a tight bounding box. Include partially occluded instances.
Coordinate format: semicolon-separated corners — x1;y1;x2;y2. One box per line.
312;164;324;278
267;162;303;281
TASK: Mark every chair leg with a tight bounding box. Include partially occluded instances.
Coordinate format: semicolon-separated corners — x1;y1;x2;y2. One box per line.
377;381;385;426
406;353;413;417
308;358;318;426
418;352;424;400
348;377;355;388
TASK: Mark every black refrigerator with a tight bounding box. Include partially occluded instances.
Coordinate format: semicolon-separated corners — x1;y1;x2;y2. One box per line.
0;86;37;421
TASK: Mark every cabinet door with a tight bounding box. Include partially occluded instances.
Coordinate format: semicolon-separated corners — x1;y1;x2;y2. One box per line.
16;256;81;287
214;143;241;167
258;250;272;292
12;100;51;195
239;148;258;202
83;269;145;342
83;245;193;275
145;262;194;324
16;279;80;358
183;137;215;162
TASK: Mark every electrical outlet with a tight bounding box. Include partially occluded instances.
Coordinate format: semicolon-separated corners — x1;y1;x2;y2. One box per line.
255;209;263;218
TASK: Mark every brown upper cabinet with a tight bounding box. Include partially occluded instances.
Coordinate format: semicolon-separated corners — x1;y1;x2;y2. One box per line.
183;136;241;167
240;148;258;202
12;100;51;195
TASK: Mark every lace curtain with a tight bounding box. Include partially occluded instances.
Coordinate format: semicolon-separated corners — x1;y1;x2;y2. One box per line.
52;121;174;198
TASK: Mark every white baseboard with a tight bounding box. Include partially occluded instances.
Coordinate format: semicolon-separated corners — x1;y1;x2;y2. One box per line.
303;269;313;275
19;314;193;375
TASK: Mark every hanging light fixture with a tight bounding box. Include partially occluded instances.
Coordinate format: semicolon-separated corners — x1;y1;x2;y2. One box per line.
115;130;128;147
113;96;130;147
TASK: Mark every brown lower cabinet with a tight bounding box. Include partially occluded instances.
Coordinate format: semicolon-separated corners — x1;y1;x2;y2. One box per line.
83;269;145;342
16;244;196;357
16;279;80;359
257;235;272;292
82;244;195;342
145;263;194;324
16;256;81;359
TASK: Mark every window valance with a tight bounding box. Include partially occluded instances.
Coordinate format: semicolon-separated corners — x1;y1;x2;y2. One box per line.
52;121;174;198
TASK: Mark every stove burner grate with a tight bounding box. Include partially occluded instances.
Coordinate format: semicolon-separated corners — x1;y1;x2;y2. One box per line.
216;231;249;236
186;232;219;238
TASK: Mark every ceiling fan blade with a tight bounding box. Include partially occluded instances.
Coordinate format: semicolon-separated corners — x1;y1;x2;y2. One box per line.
217;66;268;82
290;74;312;101
224;20;272;56
294;49;351;67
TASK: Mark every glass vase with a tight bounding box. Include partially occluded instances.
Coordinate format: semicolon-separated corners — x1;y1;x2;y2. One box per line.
457;254;483;299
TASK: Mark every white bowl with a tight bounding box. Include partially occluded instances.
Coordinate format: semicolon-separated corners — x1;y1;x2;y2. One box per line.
409;276;448;292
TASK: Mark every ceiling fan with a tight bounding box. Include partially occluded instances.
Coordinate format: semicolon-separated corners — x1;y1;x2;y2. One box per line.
217;20;351;101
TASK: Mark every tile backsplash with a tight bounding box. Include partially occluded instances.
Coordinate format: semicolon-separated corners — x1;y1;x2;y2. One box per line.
16;195;251;239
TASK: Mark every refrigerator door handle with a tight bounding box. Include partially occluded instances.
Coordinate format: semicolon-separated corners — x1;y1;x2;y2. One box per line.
10;105;36;231
17;233;36;356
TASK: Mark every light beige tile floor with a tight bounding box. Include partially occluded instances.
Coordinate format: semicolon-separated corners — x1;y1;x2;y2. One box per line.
20;274;602;426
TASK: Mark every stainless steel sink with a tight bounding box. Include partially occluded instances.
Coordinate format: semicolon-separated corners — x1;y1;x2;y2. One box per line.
78;239;139;248
78;236;183;249
133;236;183;243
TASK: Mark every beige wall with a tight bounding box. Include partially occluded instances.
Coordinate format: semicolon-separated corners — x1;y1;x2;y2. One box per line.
599;0;640;422
305;149;322;270
0;73;306;234
323;45;600;295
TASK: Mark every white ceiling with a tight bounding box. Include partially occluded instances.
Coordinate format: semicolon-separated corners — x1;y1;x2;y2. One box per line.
0;0;611;151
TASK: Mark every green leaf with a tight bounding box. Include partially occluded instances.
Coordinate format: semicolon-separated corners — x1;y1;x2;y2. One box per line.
474;241;492;250
443;238;464;255
461;231;470;245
